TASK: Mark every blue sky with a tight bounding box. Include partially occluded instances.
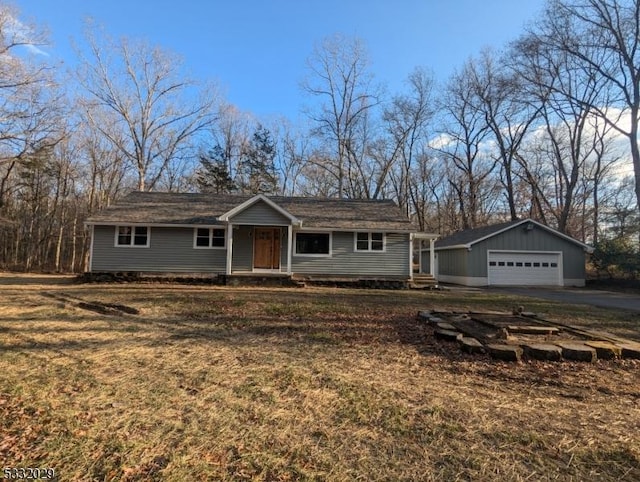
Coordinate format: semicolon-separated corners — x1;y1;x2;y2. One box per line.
13;0;547;121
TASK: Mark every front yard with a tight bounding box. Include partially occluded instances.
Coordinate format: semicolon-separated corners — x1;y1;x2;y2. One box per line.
0;276;639;481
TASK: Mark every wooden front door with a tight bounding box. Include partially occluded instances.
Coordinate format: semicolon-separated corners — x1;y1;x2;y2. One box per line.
253;227;281;269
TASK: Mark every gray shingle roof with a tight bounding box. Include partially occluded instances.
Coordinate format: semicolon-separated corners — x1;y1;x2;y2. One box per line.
436;220;522;248
435;218;592;251
86;192;418;232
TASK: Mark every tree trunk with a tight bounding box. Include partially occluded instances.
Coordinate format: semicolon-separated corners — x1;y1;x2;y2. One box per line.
70;215;78;273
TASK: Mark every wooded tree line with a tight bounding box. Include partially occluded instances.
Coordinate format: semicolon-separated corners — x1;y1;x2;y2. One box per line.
0;0;638;273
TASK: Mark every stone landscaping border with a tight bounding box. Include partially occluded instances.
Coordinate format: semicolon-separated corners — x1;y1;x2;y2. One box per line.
417;309;640;363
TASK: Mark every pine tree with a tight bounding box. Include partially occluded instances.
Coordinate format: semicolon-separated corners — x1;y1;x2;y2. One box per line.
239;125;278;194
196;145;236;194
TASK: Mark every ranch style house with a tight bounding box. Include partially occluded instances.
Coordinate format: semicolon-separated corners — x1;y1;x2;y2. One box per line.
85;191;438;285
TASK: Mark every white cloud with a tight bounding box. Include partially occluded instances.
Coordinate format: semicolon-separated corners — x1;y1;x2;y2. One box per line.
4;10;49;57
427;133;453;150
23;43;49;56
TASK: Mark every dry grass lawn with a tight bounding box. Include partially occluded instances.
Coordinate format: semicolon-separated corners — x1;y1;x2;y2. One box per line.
0;274;639;481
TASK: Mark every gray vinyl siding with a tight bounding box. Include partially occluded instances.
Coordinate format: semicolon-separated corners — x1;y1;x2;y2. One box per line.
92;225;410;277
462;225;585;279
291;231;410;277
231;225;253;271
91;226;225;273
229;200;291;225
435;249;469;277
421;252;435;274
421;254;430;274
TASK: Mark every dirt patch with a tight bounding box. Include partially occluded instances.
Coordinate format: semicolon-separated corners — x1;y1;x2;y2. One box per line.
40;291;140;316
0;272;75;287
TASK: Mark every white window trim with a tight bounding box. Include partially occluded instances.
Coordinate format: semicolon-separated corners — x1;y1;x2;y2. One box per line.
193;227;226;249
293;231;332;257
354;231;386;253
114;225;150;248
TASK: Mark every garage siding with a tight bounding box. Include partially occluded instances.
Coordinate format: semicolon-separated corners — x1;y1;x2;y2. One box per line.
435;249;469;277
468;225;585;279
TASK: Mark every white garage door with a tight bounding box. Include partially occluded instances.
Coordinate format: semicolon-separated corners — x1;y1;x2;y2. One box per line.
488;252;561;286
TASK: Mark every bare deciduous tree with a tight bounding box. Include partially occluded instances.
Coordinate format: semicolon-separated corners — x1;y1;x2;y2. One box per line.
383;67;435;216
514;27;616;235
438;62;497;230
530;0;640;212
302;34;380;198
468;49;542;220
0;4;61;162
76;26;218;191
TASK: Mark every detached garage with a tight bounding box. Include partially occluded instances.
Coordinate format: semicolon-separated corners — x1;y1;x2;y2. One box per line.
423;219;593;287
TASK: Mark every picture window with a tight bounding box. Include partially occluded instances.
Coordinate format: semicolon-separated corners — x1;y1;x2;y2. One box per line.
295;232;331;255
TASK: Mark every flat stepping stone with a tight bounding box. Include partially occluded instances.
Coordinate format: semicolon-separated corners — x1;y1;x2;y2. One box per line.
431;310;453;316
507;325;559;335
523;343;563;361
460;337;484;354
417;311;431;321
450;314;470;321
585;341;622;360
434;329;463;342
487;344;523;362
557;342;597;362
428;317;444;324
619;343;640;359
436;322;457;331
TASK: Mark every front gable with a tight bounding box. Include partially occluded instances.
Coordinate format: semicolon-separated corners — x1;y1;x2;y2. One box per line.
218;194;301;226
474;220;593;253
436;219;592;253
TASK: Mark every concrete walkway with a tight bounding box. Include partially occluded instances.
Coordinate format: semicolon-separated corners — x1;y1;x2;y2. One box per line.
489;287;640;312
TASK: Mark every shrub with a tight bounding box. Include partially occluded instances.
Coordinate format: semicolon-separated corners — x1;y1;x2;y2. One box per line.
591;238;640;279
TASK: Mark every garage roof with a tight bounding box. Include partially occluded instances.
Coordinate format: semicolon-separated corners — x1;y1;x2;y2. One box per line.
436;219;593;252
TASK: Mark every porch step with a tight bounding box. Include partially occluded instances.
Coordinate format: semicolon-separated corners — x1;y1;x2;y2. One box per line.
409;274;438;289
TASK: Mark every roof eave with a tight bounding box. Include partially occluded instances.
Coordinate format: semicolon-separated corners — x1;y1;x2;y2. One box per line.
435;244;471;251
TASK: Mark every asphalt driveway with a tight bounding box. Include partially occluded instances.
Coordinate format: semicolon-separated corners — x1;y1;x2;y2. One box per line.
489;287;640;312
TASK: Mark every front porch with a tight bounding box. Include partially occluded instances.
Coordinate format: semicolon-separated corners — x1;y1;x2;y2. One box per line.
226;224;293;275
411;233;438;287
